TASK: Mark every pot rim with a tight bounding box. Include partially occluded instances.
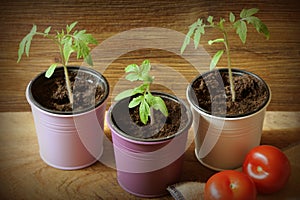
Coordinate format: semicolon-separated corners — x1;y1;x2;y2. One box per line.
106;92;193;143
186;68;271;119
26;66;109;116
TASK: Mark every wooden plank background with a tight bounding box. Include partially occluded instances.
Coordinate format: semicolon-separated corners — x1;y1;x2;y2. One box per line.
0;0;299;112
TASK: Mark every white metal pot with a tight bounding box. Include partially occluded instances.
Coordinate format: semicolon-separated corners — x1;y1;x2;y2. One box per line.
187;69;271;171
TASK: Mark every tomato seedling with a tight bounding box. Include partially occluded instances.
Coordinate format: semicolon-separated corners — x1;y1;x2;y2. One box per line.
204;170;257;200
181;8;269;102
243;145;291;194
17;22;98;105
114;60;168;125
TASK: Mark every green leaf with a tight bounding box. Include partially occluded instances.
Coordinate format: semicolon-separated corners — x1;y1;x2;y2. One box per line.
142;75;154;83
132;83;148;95
141;59;151;76
194;25;204;49
181;35;191;54
29;24;37;35
114;89;134;101
128;95;143;108
74;39;89;60
145;92;155;105
180;19;199;54
257;21;270;40
234;20;247;44
139;99;150;124
240;9;247;18
124;60;154;83
142;59;149;65
17;25;37;62
210;50;224;70
239;8;269;39
207;16;214;24
72;29;98;66
240;8;259;18
125;64;139;73
25;25;37;57
246;16;270;39
78;33;98;46
80;33;98;44
145;93;168;117
152;96;168;117
63;36;74;65
208;38;224;45
84;54;93;66
125;73;140;82
247;8;259;16
67;21;78;33
45;63;58;78
73;39;84;57
17;35;28;62
44;26;51;34
218;18;225;29
229;12;235;23
25;37;32;57
17;38;26;63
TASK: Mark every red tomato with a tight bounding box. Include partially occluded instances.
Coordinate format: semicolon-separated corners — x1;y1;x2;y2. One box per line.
243;145;291;194
204;170;257;200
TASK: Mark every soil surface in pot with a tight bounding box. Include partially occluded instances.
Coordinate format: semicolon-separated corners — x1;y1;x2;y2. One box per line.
192;70;269;117
41;71;105;112
112;96;189;139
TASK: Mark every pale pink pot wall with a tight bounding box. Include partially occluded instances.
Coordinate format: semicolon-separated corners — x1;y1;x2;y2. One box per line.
27;83;107;170
191;103;269;171
187;69;271;171
25;67;109;170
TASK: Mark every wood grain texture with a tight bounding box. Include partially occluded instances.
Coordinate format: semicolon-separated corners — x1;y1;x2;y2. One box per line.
0;111;299;199
0;0;300;112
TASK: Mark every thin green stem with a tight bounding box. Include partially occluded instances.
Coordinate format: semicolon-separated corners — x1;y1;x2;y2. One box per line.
223;30;236;102
63;65;73;105
47;33;74;105
209;21;236;102
59;43;74;105
150;107;155;126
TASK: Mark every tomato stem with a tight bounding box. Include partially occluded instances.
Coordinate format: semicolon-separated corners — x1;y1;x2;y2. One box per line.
230;183;237;189
257;166;263;172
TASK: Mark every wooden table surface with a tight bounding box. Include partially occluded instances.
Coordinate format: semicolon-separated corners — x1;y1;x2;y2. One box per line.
0;111;299;199
0;0;300;199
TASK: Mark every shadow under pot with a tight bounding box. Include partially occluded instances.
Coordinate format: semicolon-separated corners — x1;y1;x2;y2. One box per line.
26;66;109;170
106;92;192;198
186;68;271;171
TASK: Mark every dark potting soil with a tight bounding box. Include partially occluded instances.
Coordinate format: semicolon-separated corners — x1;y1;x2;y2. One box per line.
191;70;269;117
45;71;105;112
112;97;189;139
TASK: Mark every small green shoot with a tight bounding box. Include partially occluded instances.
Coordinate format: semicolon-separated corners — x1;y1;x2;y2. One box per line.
181;8;269;102
115;60;168;125
17;21;98;105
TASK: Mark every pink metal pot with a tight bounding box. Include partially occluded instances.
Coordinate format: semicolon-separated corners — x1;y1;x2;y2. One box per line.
26;66;109;170
106;92;192;197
